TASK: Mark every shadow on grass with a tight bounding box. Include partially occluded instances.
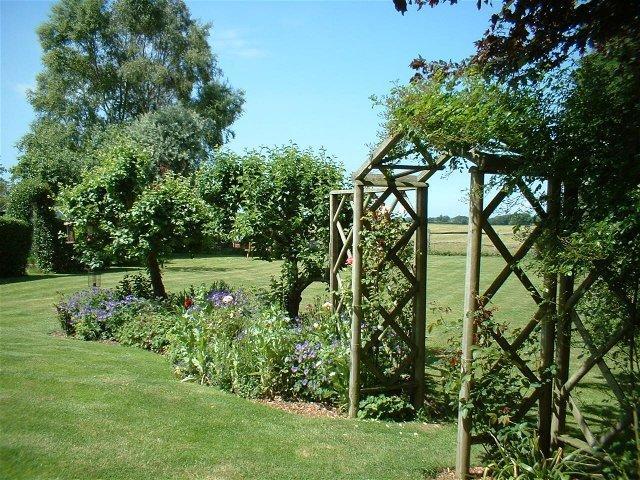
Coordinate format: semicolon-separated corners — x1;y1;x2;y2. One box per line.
0;274;65;285
163;265;237;273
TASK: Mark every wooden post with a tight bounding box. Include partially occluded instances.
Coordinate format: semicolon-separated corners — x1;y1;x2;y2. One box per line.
413;185;428;409
551;273;573;445
348;182;365;418
539;178;560;456
456;168;484;479
329;193;340;312
552;181;576;446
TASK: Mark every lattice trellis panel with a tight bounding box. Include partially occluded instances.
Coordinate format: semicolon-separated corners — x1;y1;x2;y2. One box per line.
552;268;638;454
330;132;636;480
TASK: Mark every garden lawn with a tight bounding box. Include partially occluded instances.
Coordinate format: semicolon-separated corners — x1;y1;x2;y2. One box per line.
0;254;606;479
2;255;462;480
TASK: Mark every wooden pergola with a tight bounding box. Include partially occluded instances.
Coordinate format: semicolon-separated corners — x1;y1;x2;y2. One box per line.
329;132;638;479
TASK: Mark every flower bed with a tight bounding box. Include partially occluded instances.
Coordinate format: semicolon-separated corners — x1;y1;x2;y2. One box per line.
55;275;351;407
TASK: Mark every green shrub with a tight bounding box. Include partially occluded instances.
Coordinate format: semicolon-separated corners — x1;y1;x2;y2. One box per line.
0;216;32;277
114;303;176;353
283;301;350;404
115;273;155;300
6;179;78;272
357;395;415;421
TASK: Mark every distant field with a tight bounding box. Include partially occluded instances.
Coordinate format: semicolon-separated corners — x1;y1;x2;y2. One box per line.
428;223;523;256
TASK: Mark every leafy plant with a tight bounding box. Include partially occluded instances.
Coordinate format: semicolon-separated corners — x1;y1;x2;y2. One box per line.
114;273;155;300
357;395;415;421
482;424;603;480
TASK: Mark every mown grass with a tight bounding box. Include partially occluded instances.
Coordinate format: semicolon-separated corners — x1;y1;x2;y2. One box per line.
428;223;522;256
0;253;612;479
2;254;459;480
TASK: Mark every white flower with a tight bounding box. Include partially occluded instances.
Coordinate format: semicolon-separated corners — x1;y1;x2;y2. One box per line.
313;322;319;329
322;301;332;311
222;295;234;304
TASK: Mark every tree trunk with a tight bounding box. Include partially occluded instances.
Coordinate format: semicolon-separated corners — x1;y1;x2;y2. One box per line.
285;287;303;320
147;251;166;298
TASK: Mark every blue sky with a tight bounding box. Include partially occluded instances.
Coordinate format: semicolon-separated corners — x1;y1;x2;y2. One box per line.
1;0;501;215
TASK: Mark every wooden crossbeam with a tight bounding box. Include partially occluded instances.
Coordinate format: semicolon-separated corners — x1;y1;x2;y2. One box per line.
483;183;516;219
482;220;544;304
416;154;451;183
559;320;631;401
568;396;599;447
483;221;545;300
516;180;548;219
362;174;426;188
389;185;419;221
332;195;347;223
388;250;418;286
571;310;629;408
512;388;542;423
353;132;404;180
336;221;349;245
487;328;541;384
367;188;394;212
332;228;354;275
379;307;415;349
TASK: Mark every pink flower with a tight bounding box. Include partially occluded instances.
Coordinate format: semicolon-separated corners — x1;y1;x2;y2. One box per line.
345;256;353;266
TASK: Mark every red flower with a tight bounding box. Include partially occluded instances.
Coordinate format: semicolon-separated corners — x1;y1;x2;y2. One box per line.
184;297;193;309
345;256;353;266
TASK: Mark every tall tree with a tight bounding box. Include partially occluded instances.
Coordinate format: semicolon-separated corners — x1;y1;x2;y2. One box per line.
13;0;243;272
30;0;243;143
234;145;344;318
61;134;215;298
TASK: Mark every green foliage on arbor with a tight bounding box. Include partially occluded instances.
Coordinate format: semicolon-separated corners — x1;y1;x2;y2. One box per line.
378;67;550;162
0;216;32;277
234;145;344;317
30;0;243;143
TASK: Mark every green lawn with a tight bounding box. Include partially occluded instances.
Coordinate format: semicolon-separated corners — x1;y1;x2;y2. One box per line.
0;253;608;479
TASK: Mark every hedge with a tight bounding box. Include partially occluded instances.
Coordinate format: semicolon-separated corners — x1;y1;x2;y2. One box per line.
0;216;32;277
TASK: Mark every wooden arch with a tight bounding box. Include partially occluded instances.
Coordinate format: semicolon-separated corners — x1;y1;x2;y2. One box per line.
328;132;638;479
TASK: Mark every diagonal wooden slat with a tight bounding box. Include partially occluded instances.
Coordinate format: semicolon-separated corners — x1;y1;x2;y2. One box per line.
388;251;418;286
379;307;415;349
511;388;542;423
482;220;544;304
559;319;631;401
483;221;545;300
598;407;637;448
391;187;419;221
332;194;347;223
516;180;548;220
487;328;541;385
568;395;599;447
353;132;404;180
332;228;354;275
564;270;599;312
571;310;629;408
367;188;394;213
483;182;516;219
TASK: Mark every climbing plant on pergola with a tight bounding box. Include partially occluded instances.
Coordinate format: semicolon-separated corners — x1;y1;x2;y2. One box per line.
329;132;638;479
